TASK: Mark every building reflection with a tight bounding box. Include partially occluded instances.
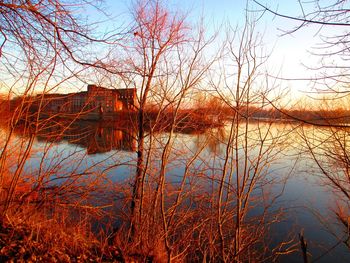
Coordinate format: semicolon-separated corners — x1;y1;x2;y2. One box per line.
37;121;137;154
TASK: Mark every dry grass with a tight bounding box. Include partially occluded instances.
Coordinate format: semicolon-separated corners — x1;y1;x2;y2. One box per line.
0;205;105;262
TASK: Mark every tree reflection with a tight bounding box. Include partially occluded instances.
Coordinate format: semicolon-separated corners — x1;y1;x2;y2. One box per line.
39;121;137;154
301;125;350;252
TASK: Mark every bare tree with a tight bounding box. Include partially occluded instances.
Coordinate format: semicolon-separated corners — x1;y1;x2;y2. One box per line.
253;0;350;92
254;0;350;259
0;1;298;261
117;0;192;241
171;13;293;262
0;3;134;261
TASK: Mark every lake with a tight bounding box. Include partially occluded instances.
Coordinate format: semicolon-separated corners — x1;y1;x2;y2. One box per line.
1;119;350;262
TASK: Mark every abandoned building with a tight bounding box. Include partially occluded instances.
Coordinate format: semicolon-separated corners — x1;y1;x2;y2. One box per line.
33;85;137;117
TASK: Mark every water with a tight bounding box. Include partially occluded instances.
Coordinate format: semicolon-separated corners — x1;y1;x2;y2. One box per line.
1;119;350;262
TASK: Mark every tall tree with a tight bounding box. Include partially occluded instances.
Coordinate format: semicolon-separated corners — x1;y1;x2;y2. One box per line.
254;0;350;258
122;0;189;239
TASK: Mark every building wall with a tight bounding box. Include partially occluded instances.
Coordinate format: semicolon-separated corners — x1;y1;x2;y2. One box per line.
87;85;137;112
38;94;67;113
35;85;137;115
116;88;137;110
69;92;87;113
87;85;117;113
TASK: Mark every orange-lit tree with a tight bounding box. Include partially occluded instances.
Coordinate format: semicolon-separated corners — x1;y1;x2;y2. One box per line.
104;1;294;261
108;0;218;259
254;0;350;259
0;1;125;260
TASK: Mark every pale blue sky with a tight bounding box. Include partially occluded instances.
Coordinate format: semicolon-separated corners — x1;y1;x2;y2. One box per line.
90;0;331;100
1;0;338;101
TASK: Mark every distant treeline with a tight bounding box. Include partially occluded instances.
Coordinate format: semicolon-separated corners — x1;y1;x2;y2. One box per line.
242;106;350;125
0;96;224;133
2;96;350;126
192;104;350;125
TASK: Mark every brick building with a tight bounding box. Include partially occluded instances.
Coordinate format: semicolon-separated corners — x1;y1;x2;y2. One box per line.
33;85;137;115
86;84;137;113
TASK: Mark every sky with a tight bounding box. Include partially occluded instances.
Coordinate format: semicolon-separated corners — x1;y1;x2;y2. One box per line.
1;0;343;105
91;0;337;104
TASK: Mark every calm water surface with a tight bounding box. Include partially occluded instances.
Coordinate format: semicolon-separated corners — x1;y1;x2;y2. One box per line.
2;120;350;262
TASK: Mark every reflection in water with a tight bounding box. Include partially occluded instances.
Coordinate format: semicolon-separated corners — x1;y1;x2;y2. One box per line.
36;121;137;154
2;119;350;261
